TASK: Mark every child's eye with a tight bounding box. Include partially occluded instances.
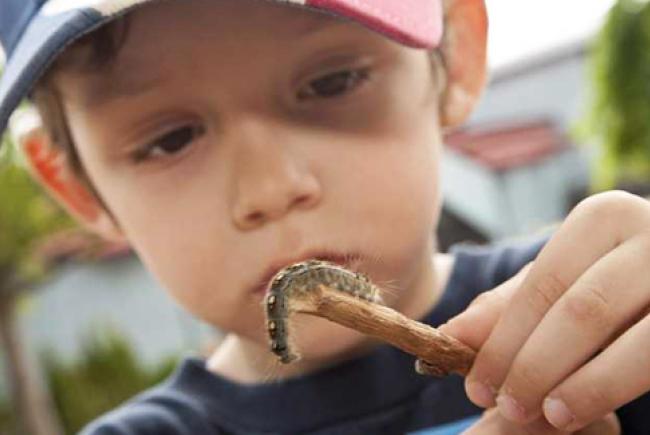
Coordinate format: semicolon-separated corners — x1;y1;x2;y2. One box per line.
132;124;205;163
297;68;370;101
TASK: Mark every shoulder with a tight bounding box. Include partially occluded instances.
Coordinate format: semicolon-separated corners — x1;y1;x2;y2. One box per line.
448;230;553;292
426;231;553;325
79;369;219;435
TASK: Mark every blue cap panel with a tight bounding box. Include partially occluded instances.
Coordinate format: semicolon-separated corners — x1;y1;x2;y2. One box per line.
0;0;47;56
0;7;104;137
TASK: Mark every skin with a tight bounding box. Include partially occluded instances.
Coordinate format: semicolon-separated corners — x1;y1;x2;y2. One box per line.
50;0;458;381
25;0;638;432
441;191;650;433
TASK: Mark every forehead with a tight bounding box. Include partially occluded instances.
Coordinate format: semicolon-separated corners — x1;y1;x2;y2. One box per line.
59;0;379;106
130;0;339;31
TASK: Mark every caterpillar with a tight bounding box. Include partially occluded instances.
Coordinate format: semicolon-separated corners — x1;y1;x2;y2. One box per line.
263;259;476;376
264;259;382;363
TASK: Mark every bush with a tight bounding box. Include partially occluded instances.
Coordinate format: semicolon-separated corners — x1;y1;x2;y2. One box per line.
0;399;16;434
581;0;650;189
42;330;178;435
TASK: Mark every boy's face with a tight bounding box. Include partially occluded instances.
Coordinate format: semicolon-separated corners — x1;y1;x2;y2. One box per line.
55;0;444;359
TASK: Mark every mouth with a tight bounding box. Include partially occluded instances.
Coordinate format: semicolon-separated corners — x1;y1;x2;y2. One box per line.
251;250;362;295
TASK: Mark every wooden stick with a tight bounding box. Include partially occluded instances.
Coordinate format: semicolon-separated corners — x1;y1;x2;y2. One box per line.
265;260;476;376
289;284;476;377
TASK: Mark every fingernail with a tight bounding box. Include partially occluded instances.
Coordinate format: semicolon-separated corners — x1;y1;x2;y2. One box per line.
544;397;574;429
466;380;496;407
496;393;527;423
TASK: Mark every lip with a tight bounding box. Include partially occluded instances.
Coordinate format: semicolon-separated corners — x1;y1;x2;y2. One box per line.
251;250;362;295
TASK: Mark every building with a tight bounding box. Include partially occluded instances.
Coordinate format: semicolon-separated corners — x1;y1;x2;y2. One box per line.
439;39;594;245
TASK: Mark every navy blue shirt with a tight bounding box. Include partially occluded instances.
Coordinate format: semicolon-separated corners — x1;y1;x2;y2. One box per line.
81;236;650;434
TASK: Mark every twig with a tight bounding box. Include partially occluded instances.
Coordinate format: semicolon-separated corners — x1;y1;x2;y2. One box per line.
264;260;476;377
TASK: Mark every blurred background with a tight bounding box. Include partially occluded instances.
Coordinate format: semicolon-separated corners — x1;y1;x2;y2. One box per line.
1;0;649;433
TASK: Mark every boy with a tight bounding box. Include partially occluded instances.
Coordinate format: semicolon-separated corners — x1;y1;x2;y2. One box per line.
1;0;649;433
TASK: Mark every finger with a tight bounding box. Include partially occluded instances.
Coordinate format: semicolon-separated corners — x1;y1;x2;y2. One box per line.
465;192;650;411
463;409;563;435
543;313;650;432
439;262;532;350
462;409;615;435
462;409;505;435
498;233;650;422
575;413;620;435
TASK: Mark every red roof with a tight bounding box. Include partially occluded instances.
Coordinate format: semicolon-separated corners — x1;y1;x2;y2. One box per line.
444;120;569;171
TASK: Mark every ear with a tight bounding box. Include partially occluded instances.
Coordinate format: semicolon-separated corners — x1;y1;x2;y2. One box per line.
10;110;126;243
439;0;488;128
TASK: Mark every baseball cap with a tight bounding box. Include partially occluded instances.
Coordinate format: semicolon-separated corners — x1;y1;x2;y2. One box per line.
0;0;444;142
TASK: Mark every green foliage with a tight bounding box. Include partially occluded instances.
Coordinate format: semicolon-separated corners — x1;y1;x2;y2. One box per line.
580;0;650;190
0;399;16;434
42;330;178;435
0;142;73;293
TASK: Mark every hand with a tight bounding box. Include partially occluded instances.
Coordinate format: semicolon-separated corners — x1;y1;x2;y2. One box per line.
464;408;620;435
440;191;650;432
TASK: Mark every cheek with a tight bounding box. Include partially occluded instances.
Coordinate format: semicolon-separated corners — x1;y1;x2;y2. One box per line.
78;154;243;327
135;206;243;312
361;66;443;236
360;109;442;227
120;205;257;331
334;116;442;282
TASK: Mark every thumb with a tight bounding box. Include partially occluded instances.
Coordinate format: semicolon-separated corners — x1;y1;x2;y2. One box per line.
439;262;533;351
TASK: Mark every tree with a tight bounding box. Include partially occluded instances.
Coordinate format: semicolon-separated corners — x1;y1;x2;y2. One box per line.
0;137;72;435
581;0;650;191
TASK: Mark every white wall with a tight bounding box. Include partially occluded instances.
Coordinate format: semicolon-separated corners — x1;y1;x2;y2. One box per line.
19;255;216;368
442;49;595;240
471;51;590;129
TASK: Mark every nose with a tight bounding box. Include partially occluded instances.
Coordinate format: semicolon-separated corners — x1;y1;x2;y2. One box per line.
230;118;322;230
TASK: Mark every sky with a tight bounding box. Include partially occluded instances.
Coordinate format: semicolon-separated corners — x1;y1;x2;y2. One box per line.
486;0;617;69
0;0;621;70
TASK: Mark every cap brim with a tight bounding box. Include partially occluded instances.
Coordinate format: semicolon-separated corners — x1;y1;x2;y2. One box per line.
0;7;107;139
0;0;443;141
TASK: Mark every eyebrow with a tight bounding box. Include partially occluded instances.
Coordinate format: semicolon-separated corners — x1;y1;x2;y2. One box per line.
81;69;165;107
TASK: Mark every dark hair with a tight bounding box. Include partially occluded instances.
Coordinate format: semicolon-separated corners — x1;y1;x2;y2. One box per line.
32;18;130;173
30;18;130;219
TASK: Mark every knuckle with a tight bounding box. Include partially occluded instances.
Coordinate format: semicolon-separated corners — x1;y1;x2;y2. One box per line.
507;361;547;396
636;230;650;253
526;272;568;317
584;413;624;435
520;261;534;275
470;349;511;386
579;383;614;419
602;412;622;435
469;289;503;309
562;283;612;329
573;191;647;224
586;386;612;411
